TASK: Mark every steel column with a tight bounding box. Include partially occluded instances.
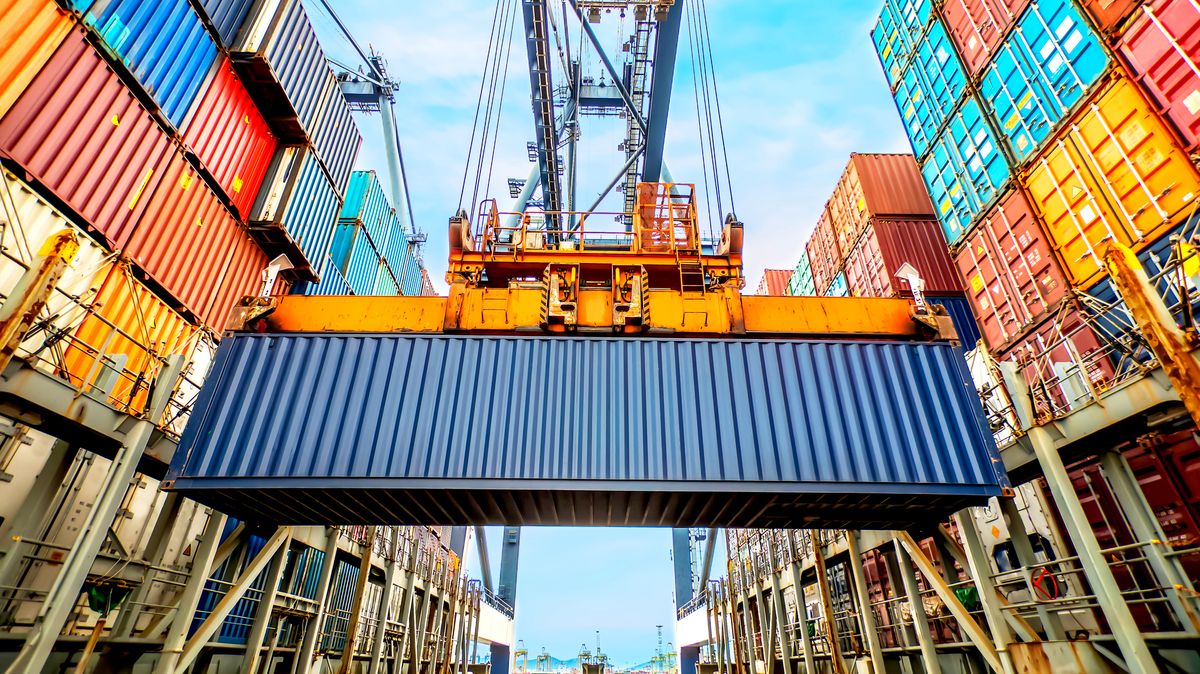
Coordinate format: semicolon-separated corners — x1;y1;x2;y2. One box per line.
673;528;694;609
244;530;294;674
492;526;520;674
6;357;182;674
339;528;377;674
151;511;228;674
1028;424;1161;673
370;529;402;674
474;526;494;593
111;492;184;638
846;532;885;674
996;497;1066;640
811;544;847;674
380;97;414;237
783;538;815;674
641;1;683;183
0;229;78;373
766;546;795;674
292;529;340;674
892;539;942;674
952;514;1016;674
932;524;1038;643
0;439;73;616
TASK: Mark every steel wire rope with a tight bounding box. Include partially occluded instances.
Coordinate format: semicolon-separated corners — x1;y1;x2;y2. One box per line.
697;0;736;218
687;0;723;231
458;0;508;212
684;0;715;240
469;0;518;215
474;0;520;214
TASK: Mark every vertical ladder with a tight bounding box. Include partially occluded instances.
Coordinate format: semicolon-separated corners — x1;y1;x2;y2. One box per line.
622;19;655;221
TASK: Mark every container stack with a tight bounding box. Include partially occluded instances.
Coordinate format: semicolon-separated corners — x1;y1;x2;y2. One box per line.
756;268;793;296
792;153;982;345
872;0;1200;416
0;0;421;422
785;252;815;296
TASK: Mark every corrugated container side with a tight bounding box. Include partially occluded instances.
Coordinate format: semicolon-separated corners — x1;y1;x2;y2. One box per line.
77;0;220;129
382;233;421;297
194;0;255;48
851;154;937;219
955;189;1069;352
64;263;199;417
0;0;72;120
1023;76;1200;287
340;225;383;296
806;207;840;294
125;150;244;321
296;253;353;296
206;227;269;332
756;269;792;296
939;0;1029;75
997;303;1117;420
182;58;278;219
0;29;172;249
375;263;400;296
309;71;362;194
167;333;1004;528
921;96;1011;246
1076;0;1142;33
789;252;816;297
825;271;849;297
251;146;342;272
0;172;113;365
846;219;962;298
402;252;424;296
929;295;983;347
340;171;398;250
900;22;968;155
1116;0;1200;153
233;0;327;140
982;0;1109;162
889;0;936;43
873;3;913;91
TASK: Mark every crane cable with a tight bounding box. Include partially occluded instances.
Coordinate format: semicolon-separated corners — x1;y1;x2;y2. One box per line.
474;0;520;212
684;0;736;240
458;0;516;215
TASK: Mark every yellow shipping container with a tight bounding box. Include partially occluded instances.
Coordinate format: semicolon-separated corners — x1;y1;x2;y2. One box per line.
0;0;72;119
63;263;200;417
1023;77;1200;289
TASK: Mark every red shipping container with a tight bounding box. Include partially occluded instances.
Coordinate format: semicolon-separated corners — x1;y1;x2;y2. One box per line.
999;302;1117;422
756;269;791;296
1117;0;1200;153
805;206;841;294
829;154;935;257
0;27;172;249
939;0;1030;75
206;227;269;332
1077;0;1141;33
956;190;1069;353
183;58;277;219
845;218;962;298
127;150;258;327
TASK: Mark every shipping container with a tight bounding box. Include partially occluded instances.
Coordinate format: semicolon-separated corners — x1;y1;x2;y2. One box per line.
1076;0;1141;34
955;189;1070;352
375;263;400;296
331;223;384;296
845;219;961;298
341;171;401;252
888;0;936;43
756;269;792;296
249;146;342;275
232;0;331;143
928;295;984;347
0;28;173;249
166;333;1005;528
309;70;362;194
381;229;420;296
921;96;1011;247
207;226;270;332
1116;0;1200;153
0;172;113;371
893;22;968;159
296;253;353;296
788;252;816;297
939;0;1029;75
194;0;255;48
806;206;840;294
1023;77;1200;287
998;302;1117;420
182;58;278;219
873;1;916;91
830;154;936;255
63;263;199;417
73;0;220;130
825;271;849;297
0;0;72;120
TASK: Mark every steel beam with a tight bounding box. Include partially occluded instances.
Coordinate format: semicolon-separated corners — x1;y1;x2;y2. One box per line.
811;543;847;674
475;526;494;593
0;439;74;617
111;492;184;638
151;511;228;674
521;0;561;217
369;529;401;674
0;229;78;373
244;530;294;674
641;2;683;183
846;532;885;674
783;538;815;674
566;2;648;134
951;515;1016;674
892;538;942;674
492;526;521;674
6;356;182;674
699;527;717;589
995;497;1066;640
766;546;794;674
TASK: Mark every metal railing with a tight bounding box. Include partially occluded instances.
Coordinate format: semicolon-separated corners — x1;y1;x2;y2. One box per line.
480;585;514;619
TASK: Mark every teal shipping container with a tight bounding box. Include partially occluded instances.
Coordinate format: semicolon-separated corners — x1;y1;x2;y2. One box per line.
789;252;816;296
70;0;220;129
921;97;1011;247
824;271;849;297
340;171;401;250
893;20;968;158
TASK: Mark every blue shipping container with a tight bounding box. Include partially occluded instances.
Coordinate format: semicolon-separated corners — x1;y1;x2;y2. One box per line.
310;72;363;194
375;264;400;296
166;333;1007;529
73;0;220;129
928;295;983;348
979;0;1108;162
342;227;384;296
295;253;354;296
872;2;913;91
341;171;400;251
893;20;967;158
194;0;255;48
921;96;1011;247
285;151;341;270
889;0;934;42
824;271;849;297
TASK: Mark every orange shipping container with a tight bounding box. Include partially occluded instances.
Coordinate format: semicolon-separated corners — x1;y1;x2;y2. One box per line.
1022;76;1200;289
0;0;72;119
829;154;935;256
63;264;199;417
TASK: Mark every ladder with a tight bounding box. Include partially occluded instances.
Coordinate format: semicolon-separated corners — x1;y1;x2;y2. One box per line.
677;248;706;294
622;19;654;221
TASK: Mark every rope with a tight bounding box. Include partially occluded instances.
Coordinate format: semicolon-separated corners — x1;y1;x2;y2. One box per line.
470;0;519;213
699;0;736;218
457;0;508;213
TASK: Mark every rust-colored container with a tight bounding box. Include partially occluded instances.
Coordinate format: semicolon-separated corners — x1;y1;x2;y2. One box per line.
829;154;935;257
1022;76;1200;288
1077;0;1141;33
125;150;255;327
206;227;269;333
0;0;72;120
998;302;1117;422
845;219;962;298
939;0;1029;75
755;269;792;296
1117;0;1200;153
0;27;172;249
182;58;278;219
955;190;1070;353
63;263;199;417
805;206;841;294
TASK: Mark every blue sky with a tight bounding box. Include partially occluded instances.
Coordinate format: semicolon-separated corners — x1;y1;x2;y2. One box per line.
308;0;908;665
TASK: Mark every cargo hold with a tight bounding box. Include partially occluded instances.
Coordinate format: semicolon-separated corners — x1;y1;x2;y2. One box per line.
166;334;1007;529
